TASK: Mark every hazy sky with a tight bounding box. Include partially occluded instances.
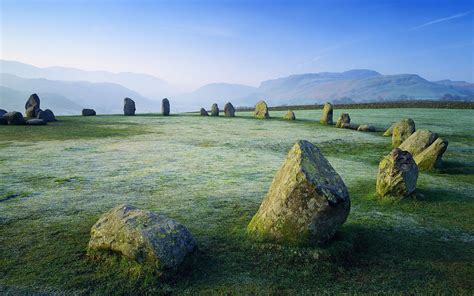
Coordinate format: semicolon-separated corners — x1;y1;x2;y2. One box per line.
1;0;473;90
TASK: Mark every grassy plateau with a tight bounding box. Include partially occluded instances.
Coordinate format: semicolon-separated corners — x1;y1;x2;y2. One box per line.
0;108;473;294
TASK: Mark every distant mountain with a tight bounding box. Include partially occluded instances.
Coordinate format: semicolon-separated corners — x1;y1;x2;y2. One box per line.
0;60;174;99
0;73;161;114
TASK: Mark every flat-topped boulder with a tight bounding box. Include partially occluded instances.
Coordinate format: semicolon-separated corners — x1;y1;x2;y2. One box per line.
376;148;418;199
88;204;197;275
162;98;170;116
398;129;438;157
335;113;350;128
37;109;56;122
211;103;219;116
200;108;209;116
357;124;376;132
320;102;333;125
25;94;41;118
3;111;25;125
248;140;350;246
254;100;269;119
414;138;448;170
123;97;136;116
224;102;235;117
82;109;96;116
392;118;415;147
283;110;295;120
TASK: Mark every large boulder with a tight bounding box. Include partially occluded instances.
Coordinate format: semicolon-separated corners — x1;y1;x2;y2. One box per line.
211;103;219;116
25;94;41;118
254;100;269;119
224;102;235;117
200;108;209;116
320;102;333;125
82;109;96;116
0;109;7;117
162;98;170;116
3;111;25;125
376;148;418;199
123;98;136;116
283;110;295;120
398;129;438;157
335;113;350;128
357;124;376;132
391;118;415;147
414;138;448;170
26;119;47;125
37;109;56;122
247;140;351;246
88;204;197;275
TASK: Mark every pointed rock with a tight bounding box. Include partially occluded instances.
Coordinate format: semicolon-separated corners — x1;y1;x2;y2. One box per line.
200;108;209;116
25;94;40;118
224;102;235;117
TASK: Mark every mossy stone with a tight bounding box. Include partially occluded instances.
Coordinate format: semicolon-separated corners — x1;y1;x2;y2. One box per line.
398;129;438;157
320;102;333;125
335;113;350;128
414;137;448;170
391;118;415;147
254;100;270;119
283;110;296;120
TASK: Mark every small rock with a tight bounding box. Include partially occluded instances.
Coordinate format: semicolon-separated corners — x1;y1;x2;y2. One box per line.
200;108;209;116
37;109;56;122
357;124;376;132
376;148;418;199
25;94;41;118
335;113;350;128
162;98;170;116
123;97;136;116
342;123;360;130
414;138;448;170
82;109;96;116
224;102;235;117
26;119;47;125
247;140;350;245
211;103;219;116
3;111;25;125
254;100;269;119
391;118;415;147
320;102;333;125
88;204;197;275
398;129;438;157
283;110;296;120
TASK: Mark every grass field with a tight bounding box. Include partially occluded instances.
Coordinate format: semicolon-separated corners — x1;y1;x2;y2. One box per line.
1;108;473;294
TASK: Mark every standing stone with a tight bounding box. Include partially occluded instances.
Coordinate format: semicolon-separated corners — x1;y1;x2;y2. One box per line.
3;111;26;125
398;129;438;157
37;109;56;122
200;108;209;116
123;97;136;116
224;102;235;117
335;113;350;128
391;118;415;147
162;98;170;116
414;138;448;170
320;102;333;125
25;94;41;118
0;109;7;117
82;109;96;116
88;204;197;275
357;124;375;132
283;110;296;120
211;103;219;116
247;140;351;246
254;100;269;119
376;148;418;199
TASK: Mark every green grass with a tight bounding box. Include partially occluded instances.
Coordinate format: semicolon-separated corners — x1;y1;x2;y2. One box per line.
1;109;473;294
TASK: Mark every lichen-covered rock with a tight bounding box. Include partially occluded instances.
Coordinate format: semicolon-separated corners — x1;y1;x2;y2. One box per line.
398;129;438;157
25;94;40;118
162;98;170;116
383;123;395;136
123;98;136;116
320;102;333;125
335;113;350;128
3;111;25;125
88;204;197;274
211;103;219;116
0;109;7;117
283;110;295;120
224;102;235;117
254;100;269;119
26;119;47;125
200;108;209;116
37;109;56;122
376;148;418;199
247;140;350;246
357;124;375;132
391;118;415;147
82;109;96;116
414;138;448;170
341;123;360;130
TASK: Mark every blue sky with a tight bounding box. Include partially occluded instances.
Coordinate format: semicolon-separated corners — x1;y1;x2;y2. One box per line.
1;0;473;90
